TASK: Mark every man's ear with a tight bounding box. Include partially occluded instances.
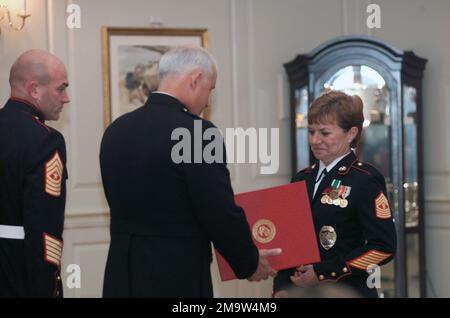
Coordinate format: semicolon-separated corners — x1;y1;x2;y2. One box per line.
27;81;41;100
189;71;203;90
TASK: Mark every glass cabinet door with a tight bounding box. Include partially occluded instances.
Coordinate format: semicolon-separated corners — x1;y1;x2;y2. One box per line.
406;233;421;297
403;85;419;228
403;84;421;297
294;87;310;170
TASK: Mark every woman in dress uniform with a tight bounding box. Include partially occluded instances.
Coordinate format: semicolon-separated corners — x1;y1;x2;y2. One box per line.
274;91;396;298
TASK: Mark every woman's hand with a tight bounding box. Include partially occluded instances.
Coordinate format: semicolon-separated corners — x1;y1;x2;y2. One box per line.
290;264;319;287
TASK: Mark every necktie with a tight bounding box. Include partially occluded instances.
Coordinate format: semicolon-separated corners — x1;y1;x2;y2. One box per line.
313;169;328;198
316;168;328;184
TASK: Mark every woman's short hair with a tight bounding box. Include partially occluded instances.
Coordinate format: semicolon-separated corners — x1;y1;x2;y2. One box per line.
308;90;364;148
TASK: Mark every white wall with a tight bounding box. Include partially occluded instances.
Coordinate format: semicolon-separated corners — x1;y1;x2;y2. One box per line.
0;0;449;297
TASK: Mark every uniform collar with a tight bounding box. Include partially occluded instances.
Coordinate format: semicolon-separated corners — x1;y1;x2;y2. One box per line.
317;151;352;178
308;151;357;204
6;97;46;123
147;92;190;114
336;151;359;175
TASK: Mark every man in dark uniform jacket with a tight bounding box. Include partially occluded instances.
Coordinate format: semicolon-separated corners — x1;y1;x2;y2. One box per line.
0;50;70;297
274;151;396;297
100;46;280;297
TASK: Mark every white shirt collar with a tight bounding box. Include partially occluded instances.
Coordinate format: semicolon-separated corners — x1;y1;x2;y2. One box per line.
153;91;177;99
317;151;352;179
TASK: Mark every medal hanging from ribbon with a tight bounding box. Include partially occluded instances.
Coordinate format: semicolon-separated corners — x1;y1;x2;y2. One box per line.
320;179;351;208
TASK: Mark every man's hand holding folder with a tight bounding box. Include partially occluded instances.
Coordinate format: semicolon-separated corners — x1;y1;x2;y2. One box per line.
248;248;283;282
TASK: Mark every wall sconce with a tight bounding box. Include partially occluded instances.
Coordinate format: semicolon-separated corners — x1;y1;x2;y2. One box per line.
0;0;31;35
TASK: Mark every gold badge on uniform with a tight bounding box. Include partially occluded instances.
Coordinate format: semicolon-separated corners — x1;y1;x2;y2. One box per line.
45;151;63;197
252;219;276;244
319;225;337;250
375;192;392;219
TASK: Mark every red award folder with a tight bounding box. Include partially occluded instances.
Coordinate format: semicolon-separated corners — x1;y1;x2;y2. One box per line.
215;181;320;281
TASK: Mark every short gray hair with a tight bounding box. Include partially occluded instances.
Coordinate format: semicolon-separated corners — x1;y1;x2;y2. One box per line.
158;46;217;81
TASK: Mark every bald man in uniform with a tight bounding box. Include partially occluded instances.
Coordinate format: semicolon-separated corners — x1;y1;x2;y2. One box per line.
0;50;70;297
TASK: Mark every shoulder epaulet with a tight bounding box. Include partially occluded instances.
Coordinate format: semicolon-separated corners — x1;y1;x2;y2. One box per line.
299;163;316;174
292;163;316;182
339;160;382;177
348;160;381;176
28;114;51;133
351;161;387;188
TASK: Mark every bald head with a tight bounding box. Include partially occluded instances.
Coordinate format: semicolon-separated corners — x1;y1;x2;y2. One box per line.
9;50;64;88
9;50;70;121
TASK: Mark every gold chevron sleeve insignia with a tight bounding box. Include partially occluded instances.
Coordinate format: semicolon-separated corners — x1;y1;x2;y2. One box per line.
375;192;391;219
45;151;63;197
43;233;63;267
348;250;392;271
